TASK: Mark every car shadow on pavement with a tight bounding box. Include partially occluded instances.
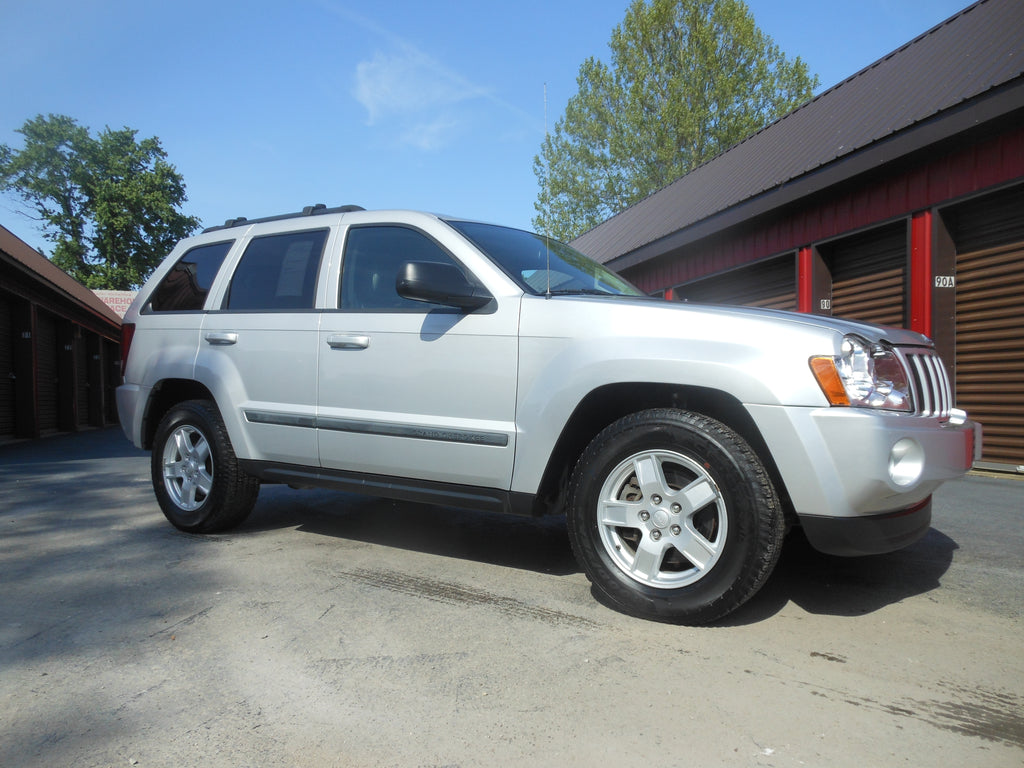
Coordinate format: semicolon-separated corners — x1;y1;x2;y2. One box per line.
241;485;580;577
242;484;959;621
721;525;959;626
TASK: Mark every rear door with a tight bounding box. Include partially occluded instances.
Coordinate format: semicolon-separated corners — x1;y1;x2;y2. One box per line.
197;227;331;465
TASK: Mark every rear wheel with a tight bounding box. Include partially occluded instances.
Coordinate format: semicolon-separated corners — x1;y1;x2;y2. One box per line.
567;408;784;624
151;399;259;533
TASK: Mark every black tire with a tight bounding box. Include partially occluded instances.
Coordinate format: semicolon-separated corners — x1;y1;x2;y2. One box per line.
567;408;784;624
151;399;259;533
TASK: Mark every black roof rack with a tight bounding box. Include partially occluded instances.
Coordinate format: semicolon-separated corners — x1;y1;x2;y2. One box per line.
201;204;365;233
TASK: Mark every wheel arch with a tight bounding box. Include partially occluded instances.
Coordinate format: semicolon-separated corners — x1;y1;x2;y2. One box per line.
141;379;217;450
534;383;793;520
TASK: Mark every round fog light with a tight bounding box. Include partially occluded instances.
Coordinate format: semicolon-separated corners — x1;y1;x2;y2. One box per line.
889;438;924;487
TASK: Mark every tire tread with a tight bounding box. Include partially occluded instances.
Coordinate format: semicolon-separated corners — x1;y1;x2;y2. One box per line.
151;399;259;533
567;408;784;624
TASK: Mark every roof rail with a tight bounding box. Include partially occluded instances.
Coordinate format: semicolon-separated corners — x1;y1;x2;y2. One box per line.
202;204;365;233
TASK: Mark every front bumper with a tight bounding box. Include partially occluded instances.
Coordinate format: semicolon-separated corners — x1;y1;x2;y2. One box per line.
746;403;981;556
799;497;933;556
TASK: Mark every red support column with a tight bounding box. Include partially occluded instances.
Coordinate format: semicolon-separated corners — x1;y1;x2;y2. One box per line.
664;287;674;301
798;246;813;313
910;210;933;336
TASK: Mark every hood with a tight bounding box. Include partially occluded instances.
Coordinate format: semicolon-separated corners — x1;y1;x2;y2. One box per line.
554;295;933;347
691;303;933;347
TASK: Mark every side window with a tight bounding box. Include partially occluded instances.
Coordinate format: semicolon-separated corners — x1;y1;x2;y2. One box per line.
340;225;462;311
225;229;328;311
148;241;233;312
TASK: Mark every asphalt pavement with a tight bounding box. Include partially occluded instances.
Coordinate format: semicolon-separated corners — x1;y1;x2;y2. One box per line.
1;427;1022;767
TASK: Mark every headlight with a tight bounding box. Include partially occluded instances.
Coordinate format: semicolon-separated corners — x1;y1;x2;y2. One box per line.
810;335;913;412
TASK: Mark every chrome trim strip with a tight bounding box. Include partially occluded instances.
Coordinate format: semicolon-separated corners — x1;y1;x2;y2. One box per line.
243;409;508;447
244;410;317;429
317;416;509;447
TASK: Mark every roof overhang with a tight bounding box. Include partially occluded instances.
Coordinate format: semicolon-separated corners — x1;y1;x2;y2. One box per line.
606;76;1024;272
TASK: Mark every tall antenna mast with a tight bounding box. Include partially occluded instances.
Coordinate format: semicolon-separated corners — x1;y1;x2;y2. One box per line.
544;82;551;299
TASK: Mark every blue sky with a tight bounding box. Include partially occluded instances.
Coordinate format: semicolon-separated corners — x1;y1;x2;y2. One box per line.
1;0;970;254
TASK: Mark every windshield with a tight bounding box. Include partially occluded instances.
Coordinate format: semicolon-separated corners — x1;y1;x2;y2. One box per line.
446;220;643;297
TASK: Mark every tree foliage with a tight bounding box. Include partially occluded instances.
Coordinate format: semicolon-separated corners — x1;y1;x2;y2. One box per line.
0;114;199;290
533;0;819;241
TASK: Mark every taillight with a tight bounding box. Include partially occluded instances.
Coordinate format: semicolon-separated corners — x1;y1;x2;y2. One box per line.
120;322;135;380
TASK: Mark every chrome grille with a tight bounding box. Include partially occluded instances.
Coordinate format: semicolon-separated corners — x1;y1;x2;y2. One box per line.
904;350;953;418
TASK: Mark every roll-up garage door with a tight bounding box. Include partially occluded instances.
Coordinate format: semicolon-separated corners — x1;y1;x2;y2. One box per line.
945;185;1024;471
675;255;796;311
36;310;60;434
105;338;119;423
824;223;906;327
0;295;14;440
75;332;90;427
955;241;1024;468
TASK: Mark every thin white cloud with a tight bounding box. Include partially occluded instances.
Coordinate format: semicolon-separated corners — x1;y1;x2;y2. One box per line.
319;1;537;151
401;115;461;152
353;47;490;127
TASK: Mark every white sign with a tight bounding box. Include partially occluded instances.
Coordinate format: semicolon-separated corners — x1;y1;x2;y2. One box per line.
93;290;137;318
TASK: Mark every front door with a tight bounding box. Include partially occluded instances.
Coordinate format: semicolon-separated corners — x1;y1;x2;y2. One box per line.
317;224;519;489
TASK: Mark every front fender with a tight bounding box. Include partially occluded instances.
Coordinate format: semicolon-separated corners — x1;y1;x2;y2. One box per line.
510;332;830;495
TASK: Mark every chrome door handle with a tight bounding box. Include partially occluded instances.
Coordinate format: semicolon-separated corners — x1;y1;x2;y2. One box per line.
204;332;238;345
326;334;370;350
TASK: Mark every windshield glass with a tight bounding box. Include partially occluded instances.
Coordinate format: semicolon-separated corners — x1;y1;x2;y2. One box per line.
446;220;643;297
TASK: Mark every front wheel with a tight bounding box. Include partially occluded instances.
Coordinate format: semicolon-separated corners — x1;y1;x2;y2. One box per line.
567;409;784;624
151;399;259;533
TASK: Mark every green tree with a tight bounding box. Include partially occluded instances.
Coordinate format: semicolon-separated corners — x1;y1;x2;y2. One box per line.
534;0;819;241
0;114;199;289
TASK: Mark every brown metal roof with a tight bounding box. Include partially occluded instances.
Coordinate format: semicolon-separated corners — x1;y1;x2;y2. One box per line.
571;0;1024;266
0;224;122;326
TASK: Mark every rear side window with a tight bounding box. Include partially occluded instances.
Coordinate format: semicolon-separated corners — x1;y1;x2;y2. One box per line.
148;241;233;312
225;229;328;311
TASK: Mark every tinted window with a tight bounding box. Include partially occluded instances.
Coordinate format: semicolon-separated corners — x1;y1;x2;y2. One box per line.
340;226;461;310
446;220;641;297
226;229;328;310
148;241;233;312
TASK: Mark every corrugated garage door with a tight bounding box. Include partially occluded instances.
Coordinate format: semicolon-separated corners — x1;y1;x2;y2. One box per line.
947;185;1024;471
675;255;796;310
825;223;906;327
0;295;14;440
35;310;60;434
105;338;120;423
75;332;90;427
955;241;1024;469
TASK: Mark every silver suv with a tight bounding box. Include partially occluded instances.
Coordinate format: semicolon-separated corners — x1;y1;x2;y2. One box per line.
117;205;981;623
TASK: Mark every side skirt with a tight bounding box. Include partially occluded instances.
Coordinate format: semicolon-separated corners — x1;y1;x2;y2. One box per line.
239;460;543;517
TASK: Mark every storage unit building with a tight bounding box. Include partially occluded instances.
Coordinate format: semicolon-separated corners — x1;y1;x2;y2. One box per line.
572;0;1024;473
0;225;122;443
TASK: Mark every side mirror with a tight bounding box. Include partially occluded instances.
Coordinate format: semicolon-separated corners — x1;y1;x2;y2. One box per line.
396;261;492;310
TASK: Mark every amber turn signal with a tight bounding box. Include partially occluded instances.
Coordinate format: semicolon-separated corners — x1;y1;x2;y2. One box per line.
809;356;850;406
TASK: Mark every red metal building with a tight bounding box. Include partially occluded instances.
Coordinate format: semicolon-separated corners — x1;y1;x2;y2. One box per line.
572;0;1024;472
0;225;122;442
